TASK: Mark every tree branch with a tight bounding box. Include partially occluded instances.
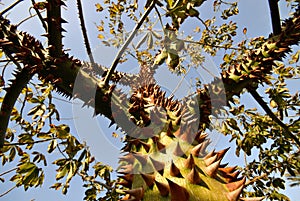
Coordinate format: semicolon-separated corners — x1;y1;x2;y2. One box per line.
2;138;55;147
268;0;281;35
0;168;17;177
103;0;156;86
0;68;35;148
249;89;300;147
47;0;63;57
76;0;95;68
0;0;24;16
30;0;47;31
0;186;16;198
245;173;268;186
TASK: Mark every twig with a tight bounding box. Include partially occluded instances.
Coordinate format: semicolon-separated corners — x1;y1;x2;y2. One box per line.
249;89;300;148
78;172;113;191
196;16;213;33
17;13;38;27
103;0;157;86
154;5;167;36
2;138;55;146
182;39;243;50
0;168;17;177
0;186;16;198
268;0;281;35
76;0;95;67
19;89;27;118
245;173;268;186
30;0;47;31
0;0;24;16
170;65;191;97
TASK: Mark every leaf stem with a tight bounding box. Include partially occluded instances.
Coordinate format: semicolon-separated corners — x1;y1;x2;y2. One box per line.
249;89;300;148
103;0;156;86
0;168;17;177
2;138;55;146
0;186;16;198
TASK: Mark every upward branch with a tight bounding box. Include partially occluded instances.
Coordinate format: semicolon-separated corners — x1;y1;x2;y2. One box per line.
268;0;281;35
103;0;156;86
47;0;64;57
76;0;95;67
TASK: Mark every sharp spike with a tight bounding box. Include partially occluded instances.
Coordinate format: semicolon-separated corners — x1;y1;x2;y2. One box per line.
187;167;202;184
226;177;246;192
166;178;190;201
226;184;243;201
118;180;132;188
118;164;133;174
156;141;166;153
184;154;195;169
196;132;208;144
175;115;181;126
190;143;204;157
205;159;221;177
166;125;174;137
140;173;155;187
140;141;151;153
216;147;230;160
119;154;135;164
219;166;237;174
219;162;229;168
150;157;165;175
204;149;215;160
204;154;218;166
180;126;196;144
133;153;148;165
228;171;241;181
173;142;185;157
155;180;169;196
199;140;211;156
119;174;134;182
170;161;182;177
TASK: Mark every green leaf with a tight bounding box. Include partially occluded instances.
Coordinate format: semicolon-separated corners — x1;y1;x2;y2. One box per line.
56;163;69;180
22;167;38;186
50;182;62;190
9;147;16;162
37;132;52;139
48;140;57;153
17;162;36;174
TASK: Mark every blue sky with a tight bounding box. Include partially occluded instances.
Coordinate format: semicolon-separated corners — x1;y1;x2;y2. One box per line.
0;0;299;200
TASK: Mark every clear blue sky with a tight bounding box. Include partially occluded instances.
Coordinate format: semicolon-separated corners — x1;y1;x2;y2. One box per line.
0;0;299;200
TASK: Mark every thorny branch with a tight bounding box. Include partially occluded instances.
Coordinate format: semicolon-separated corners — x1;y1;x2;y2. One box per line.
47;0;63;58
